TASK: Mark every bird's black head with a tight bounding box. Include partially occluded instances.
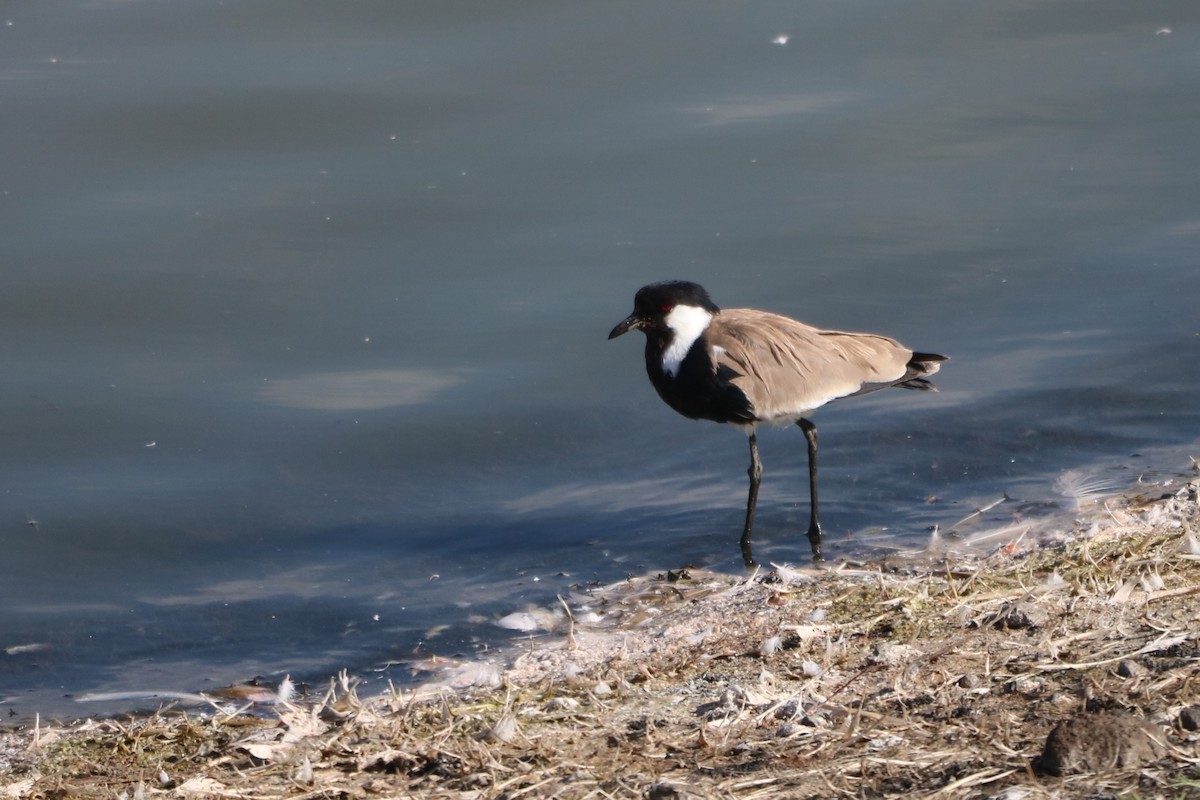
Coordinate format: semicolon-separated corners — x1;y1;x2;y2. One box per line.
608;281;720;339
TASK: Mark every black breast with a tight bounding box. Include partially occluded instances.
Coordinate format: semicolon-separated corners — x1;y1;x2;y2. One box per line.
643;336;755;425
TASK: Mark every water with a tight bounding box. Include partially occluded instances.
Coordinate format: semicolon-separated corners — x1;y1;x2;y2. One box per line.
2;0;1198;720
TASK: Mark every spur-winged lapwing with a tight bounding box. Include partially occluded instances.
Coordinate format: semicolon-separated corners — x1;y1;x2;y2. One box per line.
609;280;947;563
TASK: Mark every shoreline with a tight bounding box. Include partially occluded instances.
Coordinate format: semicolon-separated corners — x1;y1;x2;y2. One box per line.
2;459;1199;798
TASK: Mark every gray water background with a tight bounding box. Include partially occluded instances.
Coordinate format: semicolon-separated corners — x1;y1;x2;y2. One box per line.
2;0;1198;720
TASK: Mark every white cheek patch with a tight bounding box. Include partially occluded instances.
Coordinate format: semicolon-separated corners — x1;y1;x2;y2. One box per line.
661;305;713;377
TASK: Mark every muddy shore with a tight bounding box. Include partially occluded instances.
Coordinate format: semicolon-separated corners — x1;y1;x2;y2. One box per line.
3;461;1199;799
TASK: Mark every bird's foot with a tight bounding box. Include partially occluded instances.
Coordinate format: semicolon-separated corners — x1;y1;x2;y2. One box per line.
806;525;824;563
739;532;756;568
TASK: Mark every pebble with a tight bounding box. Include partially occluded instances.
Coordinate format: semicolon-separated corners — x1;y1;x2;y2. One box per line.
1179;705;1200;731
544;696;581;712
647;781;684;799
869;642;920;666
776;722;803;738
1115;659;1145;679
1033;712;1166;775
984;601;1048;630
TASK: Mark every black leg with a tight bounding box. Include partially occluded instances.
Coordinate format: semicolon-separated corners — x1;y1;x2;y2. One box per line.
739;431;762;566
797;418;823;561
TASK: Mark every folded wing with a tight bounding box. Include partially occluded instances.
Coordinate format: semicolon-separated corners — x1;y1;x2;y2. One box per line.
706;309;938;422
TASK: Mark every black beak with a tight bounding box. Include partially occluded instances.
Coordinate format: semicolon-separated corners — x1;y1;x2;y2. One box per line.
608;314;642;339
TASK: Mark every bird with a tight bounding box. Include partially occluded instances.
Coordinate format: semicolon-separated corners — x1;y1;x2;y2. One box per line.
608;280;947;564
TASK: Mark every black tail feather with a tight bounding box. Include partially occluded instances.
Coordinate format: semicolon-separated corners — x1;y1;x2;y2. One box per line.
845;351;948;398
897;377;938;391
897;351;948;391
910;351;949;366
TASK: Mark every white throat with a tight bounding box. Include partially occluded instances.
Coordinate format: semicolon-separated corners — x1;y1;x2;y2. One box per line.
661;305;713;377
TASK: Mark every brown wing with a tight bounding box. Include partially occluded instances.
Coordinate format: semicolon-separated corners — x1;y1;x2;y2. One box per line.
705;309;922;421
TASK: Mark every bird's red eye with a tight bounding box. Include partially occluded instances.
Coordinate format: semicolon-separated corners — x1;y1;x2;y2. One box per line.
660;304;672;312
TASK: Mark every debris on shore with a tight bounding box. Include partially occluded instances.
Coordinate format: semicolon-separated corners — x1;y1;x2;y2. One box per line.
2;467;1198;799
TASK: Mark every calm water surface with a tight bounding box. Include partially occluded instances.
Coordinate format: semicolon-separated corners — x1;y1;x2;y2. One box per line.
2;0;1198;719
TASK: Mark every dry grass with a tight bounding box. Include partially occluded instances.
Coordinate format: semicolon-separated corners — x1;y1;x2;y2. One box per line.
3;470;1200;799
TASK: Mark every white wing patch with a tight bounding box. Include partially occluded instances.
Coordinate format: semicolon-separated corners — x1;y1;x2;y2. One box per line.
661;305;713;377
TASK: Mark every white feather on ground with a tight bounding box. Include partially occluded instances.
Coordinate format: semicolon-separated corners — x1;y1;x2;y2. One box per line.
1055;469;1122;511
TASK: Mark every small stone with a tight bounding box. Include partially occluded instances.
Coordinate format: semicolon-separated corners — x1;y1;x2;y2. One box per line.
866;734;906;752
984;601;1048;630
776;722;803;737
1115;659;1144;679
1179;705;1200;731
647;781;683;799
1003;675;1045;695
1033;712;1167;776
773;700;802;721
544;696;581;712
869;642;920;666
